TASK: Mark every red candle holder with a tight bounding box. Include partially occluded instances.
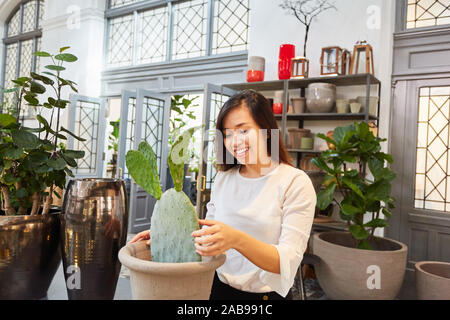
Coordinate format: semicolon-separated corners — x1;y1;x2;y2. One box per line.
278;44;295;80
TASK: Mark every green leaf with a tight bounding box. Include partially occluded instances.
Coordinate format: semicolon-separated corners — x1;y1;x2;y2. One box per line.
54;53;78;62
349;224;369;240
357;239;372;250
12;128;40;149
63;149;85;159
316;182;336;210
34;51;52;57
30;81;46;94
61;153;77;167
24;94;39;105
138;141;159;180
341;177;364;199
4;146;23;160
364;218;388;228
341;203;361;218
59;46;71;53
47;157;67;170
332;124;354;146
45;65;66;71
310;157;334;174
60;126;86;141
0;114;17;128
168;126;200;192
126;150;162;200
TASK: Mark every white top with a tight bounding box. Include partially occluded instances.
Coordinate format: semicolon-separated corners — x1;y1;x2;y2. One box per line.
204;163;316;297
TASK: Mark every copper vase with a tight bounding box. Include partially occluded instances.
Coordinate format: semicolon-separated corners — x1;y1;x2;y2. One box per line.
61;178;128;300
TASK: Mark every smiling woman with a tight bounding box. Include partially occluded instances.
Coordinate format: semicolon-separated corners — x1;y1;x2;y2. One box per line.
190;90;317;300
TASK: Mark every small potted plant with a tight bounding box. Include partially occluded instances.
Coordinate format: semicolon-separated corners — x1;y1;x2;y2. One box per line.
118;127;225;300
311;122;407;300
0;46;85;299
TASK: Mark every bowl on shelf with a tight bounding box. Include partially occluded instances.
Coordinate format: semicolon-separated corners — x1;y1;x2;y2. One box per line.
356;96;379;116
306;83;336;113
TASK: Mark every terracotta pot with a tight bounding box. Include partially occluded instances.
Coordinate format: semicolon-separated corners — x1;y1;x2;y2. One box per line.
415;261;450;300
312;231;407;300
118;241;226;300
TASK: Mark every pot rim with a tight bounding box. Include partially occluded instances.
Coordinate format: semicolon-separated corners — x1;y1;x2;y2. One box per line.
314;231;408;254
119;241;226;276
415;261;450;281
0;211;61;227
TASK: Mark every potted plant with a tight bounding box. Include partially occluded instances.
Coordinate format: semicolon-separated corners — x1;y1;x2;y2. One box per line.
310;122;407;300
0;46;85;299
118;127;225;300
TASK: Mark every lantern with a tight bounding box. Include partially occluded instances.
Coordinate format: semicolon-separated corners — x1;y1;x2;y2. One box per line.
291;56;309;79
320;46;350;76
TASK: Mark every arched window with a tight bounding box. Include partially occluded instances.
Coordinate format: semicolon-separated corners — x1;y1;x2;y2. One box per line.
2;0;44;116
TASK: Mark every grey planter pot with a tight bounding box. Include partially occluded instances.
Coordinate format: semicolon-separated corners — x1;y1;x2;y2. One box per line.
312;231;407;300
415;261;450;300
0;211;61;299
118;241;225;300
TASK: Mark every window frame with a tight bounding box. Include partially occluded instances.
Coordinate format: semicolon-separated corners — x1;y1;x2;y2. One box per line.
103;0;249;69
396;0;450;33
1;0;43;117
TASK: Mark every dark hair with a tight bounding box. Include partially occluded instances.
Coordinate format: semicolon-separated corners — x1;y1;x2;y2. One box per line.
214;89;293;172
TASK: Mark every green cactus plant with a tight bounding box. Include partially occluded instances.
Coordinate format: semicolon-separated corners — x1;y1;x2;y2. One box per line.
126;127;201;263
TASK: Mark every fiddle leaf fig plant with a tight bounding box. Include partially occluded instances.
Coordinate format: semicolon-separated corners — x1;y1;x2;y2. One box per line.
0;46;85;216
312;122;396;250
126;126;202;263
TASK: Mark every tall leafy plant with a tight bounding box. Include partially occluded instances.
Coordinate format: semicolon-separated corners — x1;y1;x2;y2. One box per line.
0;46;85;215
312;122;396;249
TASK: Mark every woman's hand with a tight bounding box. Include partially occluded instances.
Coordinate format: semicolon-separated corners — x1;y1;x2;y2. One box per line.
191;219;242;256
128;229;150;246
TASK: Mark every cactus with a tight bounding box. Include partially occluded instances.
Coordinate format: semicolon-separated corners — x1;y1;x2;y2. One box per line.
126;127;202;263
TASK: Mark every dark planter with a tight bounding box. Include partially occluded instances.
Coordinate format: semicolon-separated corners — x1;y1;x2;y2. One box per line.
60;178;128;300
0;211;62;299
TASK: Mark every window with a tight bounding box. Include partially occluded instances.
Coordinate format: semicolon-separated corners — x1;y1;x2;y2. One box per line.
105;0;250;68
415;86;450;212
2;0;44;117
406;0;450;29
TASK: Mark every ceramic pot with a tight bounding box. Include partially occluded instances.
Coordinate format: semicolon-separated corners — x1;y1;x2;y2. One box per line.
350;102;361;113
312;231;407;300
415;261;450;300
357;96;379;116
118;241;226;300
306;83;336;113
291;98;306;113
336;99;349;113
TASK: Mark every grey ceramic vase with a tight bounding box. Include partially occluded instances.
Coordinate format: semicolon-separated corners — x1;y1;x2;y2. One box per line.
60;178;128;300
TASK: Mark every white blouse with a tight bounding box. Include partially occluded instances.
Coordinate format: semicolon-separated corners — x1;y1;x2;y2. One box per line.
204;162;316;297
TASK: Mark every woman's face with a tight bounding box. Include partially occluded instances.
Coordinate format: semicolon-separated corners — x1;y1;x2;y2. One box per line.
222;104;268;165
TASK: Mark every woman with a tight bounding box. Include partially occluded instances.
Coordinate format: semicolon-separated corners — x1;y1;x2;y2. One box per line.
129;90;316;300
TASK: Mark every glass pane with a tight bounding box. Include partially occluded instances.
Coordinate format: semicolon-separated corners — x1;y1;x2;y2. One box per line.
406;0;450;29
415;86;450;213
73;101;100;174
7;10;21;37
3;43;18;90
109;0;135;9
172;0;208;60
22;0;37;33
142;97;164;173
107;14;134;67
38;0;44;28
212;0;250;54
123;97;136;179
138;7;168;64
19;39;34;77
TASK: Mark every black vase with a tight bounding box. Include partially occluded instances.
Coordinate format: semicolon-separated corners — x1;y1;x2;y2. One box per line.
60;178;128;300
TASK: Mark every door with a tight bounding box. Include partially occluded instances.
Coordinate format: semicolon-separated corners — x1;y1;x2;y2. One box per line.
196;84;236;218
118;89;171;233
388;78;450;273
68;94;106;179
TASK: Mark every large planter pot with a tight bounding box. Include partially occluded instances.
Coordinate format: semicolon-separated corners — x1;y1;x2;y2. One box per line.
415;261;450;300
118;241;226;300
0;211;61;299
312;231;407;300
61;178;128;300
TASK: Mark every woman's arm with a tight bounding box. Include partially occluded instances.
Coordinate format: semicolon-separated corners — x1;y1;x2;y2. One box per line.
192;219;281;274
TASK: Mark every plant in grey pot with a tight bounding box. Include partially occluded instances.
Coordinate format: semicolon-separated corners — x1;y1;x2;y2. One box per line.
311;122;407;300
118;127;225;300
0;46;85;299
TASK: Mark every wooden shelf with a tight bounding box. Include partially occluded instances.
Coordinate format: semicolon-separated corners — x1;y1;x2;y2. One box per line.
275;113;378;121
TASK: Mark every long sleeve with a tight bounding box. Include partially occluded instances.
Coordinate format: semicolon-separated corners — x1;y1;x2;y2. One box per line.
259;172;316;297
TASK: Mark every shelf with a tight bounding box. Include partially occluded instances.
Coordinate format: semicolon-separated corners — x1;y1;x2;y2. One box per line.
222;74;380;92
274;113;378;121
288;149;323;153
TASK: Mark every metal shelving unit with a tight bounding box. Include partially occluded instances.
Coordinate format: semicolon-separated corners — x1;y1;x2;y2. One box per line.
222;73;381;168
